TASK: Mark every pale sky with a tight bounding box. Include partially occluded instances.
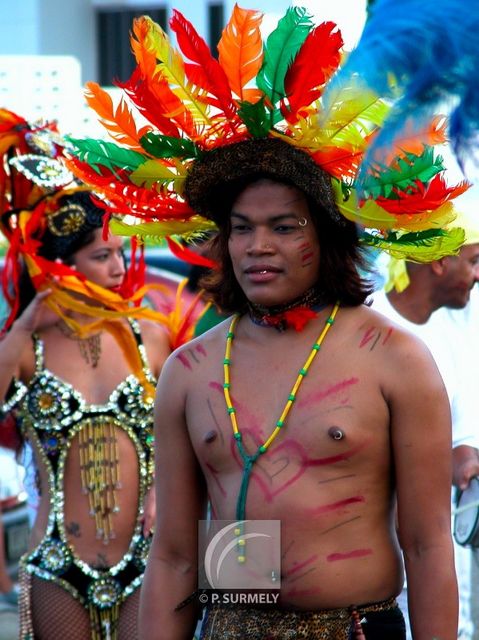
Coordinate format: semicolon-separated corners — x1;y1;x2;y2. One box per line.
261;0;368;50
294;0;368;48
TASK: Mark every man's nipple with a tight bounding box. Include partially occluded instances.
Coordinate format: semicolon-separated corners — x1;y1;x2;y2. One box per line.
328;426;345;441
204;430;218;444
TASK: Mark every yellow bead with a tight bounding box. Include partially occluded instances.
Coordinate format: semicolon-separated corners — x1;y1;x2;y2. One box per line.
237;555;246;563
234;528;241;536
237;538;245;546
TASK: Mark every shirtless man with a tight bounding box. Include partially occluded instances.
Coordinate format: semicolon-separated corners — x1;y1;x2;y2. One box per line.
139;141;457;640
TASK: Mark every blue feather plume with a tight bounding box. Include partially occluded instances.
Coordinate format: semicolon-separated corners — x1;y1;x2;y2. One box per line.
323;0;479;173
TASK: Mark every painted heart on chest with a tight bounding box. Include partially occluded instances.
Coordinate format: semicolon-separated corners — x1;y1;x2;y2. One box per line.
232;434;366;503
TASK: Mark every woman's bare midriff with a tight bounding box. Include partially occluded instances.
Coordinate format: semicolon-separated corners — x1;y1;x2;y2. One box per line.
29;425;141;568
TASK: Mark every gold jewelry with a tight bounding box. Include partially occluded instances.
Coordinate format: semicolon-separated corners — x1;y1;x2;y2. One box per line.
47;203;87;236
79;417;121;545
56;320;102;368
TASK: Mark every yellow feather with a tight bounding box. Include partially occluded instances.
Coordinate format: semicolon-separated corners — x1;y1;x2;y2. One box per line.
129;158;187;189
388;202;456;232
109;216;216;239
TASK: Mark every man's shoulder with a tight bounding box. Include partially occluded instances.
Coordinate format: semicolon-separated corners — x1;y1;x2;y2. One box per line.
165;316;231;371
340;301;431;359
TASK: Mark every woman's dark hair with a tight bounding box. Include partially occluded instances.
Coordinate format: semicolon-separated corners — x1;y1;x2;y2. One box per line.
14;191;104;319
199;175;374;314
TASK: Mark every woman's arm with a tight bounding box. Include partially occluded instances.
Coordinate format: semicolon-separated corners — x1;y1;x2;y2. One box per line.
0;290;57;401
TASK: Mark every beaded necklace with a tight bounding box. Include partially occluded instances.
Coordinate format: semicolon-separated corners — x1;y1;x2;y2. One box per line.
223;302;340;524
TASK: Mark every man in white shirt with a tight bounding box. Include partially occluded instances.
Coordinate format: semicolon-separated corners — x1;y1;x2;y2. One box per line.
373;211;479;639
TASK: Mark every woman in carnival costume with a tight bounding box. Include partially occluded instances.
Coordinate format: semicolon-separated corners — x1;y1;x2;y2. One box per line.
67;5;469;639
0;109;200;639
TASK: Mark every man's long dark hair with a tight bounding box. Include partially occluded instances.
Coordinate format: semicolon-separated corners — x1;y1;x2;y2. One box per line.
199;176;374;314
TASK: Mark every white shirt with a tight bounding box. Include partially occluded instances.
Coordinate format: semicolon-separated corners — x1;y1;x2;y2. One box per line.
372;290;478;448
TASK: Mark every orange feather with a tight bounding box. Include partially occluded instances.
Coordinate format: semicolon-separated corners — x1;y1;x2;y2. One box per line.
385;115;448;161
131;17;157;79
84;82;150;150
218;4;264;103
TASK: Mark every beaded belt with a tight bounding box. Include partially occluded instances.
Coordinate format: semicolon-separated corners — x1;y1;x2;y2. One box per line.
200;596;399;640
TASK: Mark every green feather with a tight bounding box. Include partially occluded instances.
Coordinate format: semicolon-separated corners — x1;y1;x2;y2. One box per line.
140;132;200;160
68;137;146;176
361;146;444;199
256;7;312;124
237;98;271;138
360;227;464;261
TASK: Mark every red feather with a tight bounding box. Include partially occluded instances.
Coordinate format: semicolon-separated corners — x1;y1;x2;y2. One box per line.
283;22;343;123
66;157;194;222
130;17;199;138
116;68;180;138
376;175;470;214
170;10;239;128
166;238;218;269
171;289;207;349
311;145;365;181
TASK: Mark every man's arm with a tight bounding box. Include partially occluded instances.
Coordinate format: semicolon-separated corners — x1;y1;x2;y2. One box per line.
387;334;458;640
139;351;207;640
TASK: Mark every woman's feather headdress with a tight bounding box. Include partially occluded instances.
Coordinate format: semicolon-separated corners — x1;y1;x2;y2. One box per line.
66;4;470;263
0;109;202;373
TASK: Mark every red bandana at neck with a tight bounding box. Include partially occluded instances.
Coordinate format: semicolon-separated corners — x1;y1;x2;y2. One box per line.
254;307;319;332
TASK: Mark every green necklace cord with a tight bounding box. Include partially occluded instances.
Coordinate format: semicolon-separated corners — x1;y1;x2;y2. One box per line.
223;301;341;526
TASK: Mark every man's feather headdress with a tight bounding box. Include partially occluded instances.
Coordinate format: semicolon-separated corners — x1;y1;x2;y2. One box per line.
67;4;470;263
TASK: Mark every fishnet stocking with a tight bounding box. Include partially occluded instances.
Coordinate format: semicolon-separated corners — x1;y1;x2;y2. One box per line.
29;575;140;639
118;588;140;640
31;576;91;640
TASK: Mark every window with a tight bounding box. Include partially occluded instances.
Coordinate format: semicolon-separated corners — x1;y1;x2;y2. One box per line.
208;3;225;58
97;7;167;84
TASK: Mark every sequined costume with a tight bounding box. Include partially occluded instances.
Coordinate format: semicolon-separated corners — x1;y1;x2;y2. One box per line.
2;319;155;640
199;598;406;640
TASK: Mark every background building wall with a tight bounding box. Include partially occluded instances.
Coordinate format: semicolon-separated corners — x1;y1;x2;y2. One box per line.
0;0;366;134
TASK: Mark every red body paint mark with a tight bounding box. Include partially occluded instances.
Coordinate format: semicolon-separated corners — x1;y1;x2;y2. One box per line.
284;554;318;578
196;344;207;357
327;548;372;562
283;586;322;598
382;327;393;345
306;495;365;517
298;242;314;266
205;462;227;498
209;501;217;520
297;377;359;409
176;352;192;370
305;442;368;466
359;327;377;348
